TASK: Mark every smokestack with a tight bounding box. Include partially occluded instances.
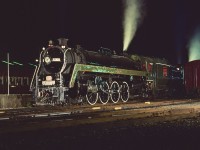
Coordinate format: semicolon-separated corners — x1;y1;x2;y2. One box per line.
58;38;68;47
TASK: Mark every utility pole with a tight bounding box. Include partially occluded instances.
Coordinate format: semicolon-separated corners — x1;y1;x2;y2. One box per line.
7;53;9;95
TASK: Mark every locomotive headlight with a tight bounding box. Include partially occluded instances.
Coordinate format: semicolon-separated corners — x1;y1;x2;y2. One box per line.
44;56;51;64
46;76;52;81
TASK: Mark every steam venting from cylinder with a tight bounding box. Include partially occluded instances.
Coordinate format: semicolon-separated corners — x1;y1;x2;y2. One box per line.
123;0;144;51
188;27;200;62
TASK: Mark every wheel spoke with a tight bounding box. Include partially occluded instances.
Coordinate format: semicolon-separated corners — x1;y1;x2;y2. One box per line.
121;81;129;102
110;81;120;103
86;92;98;105
99;82;110;104
86;83;98;105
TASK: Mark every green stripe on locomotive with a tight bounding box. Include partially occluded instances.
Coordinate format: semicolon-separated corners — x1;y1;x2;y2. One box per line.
69;64;148;88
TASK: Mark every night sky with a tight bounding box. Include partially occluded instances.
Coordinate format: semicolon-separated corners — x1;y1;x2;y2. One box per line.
0;0;199;65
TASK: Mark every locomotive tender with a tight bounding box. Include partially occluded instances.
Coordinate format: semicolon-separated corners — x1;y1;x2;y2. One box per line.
31;38;150;105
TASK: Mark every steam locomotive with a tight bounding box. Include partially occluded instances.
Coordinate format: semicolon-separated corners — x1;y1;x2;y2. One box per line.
30;38;183;105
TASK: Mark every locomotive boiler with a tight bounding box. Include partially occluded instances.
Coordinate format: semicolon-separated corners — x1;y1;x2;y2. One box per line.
30;38;149;105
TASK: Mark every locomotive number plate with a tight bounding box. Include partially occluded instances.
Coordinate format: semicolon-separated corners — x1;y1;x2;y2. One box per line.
42;80;55;85
52;58;61;62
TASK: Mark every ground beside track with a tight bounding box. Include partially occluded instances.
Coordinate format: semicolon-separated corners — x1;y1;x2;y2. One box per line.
0;99;200;150
0;98;200;133
1;112;200;150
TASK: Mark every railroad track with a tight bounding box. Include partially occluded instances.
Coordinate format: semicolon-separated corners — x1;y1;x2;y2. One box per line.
0;98;199;124
0;98;198;121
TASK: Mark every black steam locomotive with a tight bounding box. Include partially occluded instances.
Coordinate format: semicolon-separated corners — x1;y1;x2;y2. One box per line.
30;38;183;105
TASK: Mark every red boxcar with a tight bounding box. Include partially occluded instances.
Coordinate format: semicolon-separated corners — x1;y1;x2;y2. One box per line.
184;60;200;96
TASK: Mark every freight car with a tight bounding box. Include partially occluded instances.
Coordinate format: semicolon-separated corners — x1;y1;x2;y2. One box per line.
30;38;183;105
184;60;200;98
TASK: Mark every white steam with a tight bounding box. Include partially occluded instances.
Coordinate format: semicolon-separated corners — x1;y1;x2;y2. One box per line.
188;27;200;62
123;0;143;51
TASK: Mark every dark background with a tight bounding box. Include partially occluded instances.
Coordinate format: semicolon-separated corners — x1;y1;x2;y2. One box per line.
0;0;199;65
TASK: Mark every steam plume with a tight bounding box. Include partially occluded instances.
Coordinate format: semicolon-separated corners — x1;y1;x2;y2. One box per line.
188;27;200;62
123;0;143;51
